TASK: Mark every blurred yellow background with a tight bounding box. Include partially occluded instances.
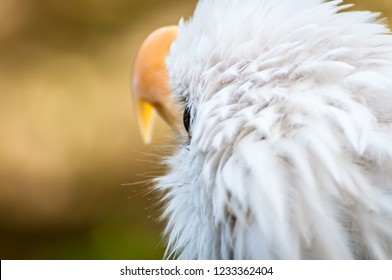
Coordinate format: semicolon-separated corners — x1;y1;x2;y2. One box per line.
0;0;391;259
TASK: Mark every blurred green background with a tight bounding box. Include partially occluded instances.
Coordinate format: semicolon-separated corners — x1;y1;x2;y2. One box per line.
0;0;391;260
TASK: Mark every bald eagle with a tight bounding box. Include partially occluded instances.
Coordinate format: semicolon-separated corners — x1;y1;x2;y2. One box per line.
132;0;392;259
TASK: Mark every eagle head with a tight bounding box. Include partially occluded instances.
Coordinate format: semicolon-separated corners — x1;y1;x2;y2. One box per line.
132;0;392;259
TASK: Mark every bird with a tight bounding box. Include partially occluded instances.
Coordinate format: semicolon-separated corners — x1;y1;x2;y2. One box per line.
131;0;392;259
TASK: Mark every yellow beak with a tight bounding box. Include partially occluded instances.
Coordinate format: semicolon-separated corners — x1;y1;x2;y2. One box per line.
131;25;179;144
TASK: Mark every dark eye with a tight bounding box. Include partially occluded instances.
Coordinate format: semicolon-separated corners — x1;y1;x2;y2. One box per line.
183;106;191;134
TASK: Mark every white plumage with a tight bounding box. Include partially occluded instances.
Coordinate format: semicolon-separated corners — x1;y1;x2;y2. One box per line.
139;0;392;259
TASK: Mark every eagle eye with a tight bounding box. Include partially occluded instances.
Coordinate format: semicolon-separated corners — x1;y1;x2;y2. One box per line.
183;106;191;134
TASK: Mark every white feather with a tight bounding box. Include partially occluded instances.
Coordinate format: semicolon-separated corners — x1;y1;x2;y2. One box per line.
159;0;392;259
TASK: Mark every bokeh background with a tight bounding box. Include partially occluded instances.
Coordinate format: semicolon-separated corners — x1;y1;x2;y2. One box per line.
0;0;391;260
